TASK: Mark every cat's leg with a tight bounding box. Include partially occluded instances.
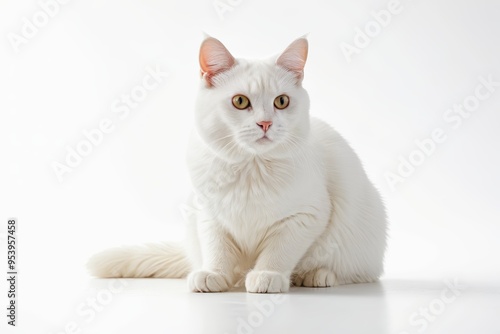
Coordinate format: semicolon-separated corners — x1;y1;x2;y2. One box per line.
293;204;386;286
292;227;337;287
245;213;327;293
187;221;240;292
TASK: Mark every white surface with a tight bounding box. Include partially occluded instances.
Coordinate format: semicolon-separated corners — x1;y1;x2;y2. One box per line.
7;277;500;334
1;0;500;333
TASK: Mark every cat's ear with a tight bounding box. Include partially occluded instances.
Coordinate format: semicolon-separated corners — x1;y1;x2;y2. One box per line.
199;37;235;87
276;37;308;82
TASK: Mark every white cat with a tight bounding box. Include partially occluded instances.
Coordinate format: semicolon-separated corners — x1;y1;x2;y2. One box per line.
88;36;387;293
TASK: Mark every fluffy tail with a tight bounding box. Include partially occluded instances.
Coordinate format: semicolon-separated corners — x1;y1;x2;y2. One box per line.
87;242;191;278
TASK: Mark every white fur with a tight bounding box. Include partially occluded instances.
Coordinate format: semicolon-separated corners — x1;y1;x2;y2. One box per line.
88;37;387;293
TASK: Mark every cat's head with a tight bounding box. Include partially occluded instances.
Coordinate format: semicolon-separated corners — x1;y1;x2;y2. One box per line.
194;37;310;160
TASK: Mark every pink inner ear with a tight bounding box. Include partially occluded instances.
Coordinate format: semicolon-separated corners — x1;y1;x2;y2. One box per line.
276;38;308;77
199;37;235;85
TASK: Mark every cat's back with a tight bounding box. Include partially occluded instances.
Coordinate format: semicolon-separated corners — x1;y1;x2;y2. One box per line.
309;117;373;196
309;117;354;158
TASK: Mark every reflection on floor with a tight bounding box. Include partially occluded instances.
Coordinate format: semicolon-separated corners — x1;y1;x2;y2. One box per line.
66;278;500;334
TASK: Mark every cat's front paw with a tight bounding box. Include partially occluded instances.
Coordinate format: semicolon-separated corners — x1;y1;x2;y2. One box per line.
188;270;231;292
245;270;290;293
293;268;336;287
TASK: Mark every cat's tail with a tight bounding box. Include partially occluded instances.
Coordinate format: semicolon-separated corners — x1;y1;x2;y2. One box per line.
87;242;191;278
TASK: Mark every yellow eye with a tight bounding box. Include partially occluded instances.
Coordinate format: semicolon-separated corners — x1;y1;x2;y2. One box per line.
274;95;290;109
232;95;250;109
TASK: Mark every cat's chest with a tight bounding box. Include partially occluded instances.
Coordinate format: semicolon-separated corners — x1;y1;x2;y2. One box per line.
194;157;296;224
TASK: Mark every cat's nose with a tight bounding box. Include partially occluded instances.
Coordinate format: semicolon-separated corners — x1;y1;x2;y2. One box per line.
257;121;273;132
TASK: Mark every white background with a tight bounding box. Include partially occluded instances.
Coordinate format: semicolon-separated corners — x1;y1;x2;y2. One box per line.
1;0;500;333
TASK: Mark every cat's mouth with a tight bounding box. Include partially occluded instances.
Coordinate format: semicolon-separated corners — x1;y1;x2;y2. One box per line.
256;136;272;144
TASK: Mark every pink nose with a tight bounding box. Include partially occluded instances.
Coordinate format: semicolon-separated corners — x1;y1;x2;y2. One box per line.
257;121;273;132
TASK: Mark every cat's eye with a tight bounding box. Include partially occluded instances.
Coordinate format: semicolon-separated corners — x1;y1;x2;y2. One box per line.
274;95;290;109
232;95;250;110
